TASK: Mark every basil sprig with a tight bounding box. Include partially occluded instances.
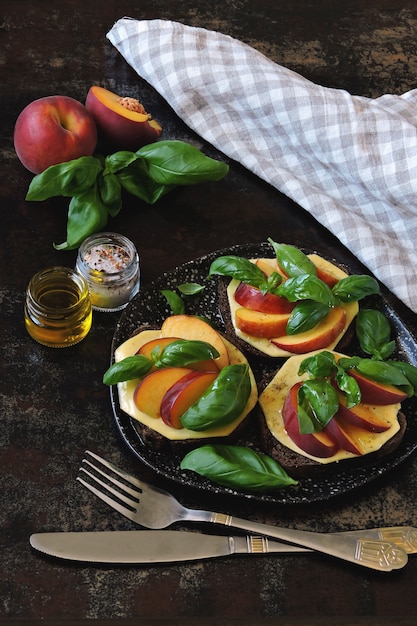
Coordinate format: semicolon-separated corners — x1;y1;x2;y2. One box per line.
297;351;361;434
180;444;297;491
295;309;417;433
348;308;416;396
355;308;395;360
209;239;380;335
26;141;229;250
180;364;251;431
103;339;220;385
161;282;206;316
338;357;414;397
270;239;380;305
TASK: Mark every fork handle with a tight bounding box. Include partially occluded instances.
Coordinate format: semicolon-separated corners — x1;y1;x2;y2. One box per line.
210;514;407;571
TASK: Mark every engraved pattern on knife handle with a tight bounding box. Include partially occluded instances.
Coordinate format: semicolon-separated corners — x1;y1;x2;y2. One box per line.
354;539;408;570
376;527;417;554
247;536;269;554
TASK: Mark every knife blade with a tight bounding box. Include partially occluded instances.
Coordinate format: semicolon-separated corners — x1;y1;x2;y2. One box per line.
29;526;417;564
30;530;309;563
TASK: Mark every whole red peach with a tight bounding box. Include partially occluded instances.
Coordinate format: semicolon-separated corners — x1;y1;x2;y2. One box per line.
14;95;97;174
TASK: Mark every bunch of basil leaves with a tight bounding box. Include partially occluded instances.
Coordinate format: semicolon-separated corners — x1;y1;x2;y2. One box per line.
25;140;229;250
103;338;251;432
208;239;380;335
295;309;417;435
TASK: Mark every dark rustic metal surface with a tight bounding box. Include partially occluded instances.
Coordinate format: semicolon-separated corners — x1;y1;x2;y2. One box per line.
1;1;417;624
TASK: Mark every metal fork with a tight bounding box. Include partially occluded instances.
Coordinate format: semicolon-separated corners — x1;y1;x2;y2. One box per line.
77;450;412;571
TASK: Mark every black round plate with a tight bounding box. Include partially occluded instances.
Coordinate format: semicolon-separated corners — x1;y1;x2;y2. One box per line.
110;242;417;505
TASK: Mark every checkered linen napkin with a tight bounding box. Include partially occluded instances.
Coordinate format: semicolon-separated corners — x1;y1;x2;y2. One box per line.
107;18;417;314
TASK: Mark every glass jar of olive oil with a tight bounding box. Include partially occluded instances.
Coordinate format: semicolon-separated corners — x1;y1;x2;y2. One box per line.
24;267;92;347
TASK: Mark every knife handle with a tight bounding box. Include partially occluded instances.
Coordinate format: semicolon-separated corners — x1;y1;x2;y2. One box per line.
231;535;310;555
229;528;417;557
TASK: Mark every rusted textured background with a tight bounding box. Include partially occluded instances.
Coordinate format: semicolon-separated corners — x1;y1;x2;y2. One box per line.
1;2;417;624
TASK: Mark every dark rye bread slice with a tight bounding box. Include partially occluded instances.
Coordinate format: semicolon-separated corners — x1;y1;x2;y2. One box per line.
217;275;355;360
257;405;407;478
125;323;256;454
131;410;254;454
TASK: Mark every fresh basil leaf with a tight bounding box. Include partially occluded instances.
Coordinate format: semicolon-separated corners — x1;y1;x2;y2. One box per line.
386;361;417;397
181;364;251;431
98;171;122;217
267;239;317;277
332;275;380;302
277;274;336;306
161;289;185;315
298;350;338;379
265;272;284;293
103;355;154;385
136;140;229;185
208;256;268;289
355;309;395;359
297;380;339;433
104;151;138;174
54;184;108;250
338;356;361;370
178;282;205;296
298;351;360;407
118;162;175;204
26;156;102;200
334;369;361;407
286;301;329;335
180;444;297;491
153;339;220;368
378;341;397;361
354;358;411;390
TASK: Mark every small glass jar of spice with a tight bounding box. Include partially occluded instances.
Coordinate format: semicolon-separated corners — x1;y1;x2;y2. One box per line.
75;232;140;312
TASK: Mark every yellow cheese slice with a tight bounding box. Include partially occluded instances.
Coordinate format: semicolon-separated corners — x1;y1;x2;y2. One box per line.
227;255;359;357
115;330;258;441
258;351;401;464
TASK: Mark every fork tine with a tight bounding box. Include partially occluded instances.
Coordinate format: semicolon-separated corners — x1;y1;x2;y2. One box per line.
85;450;143;489
81;459;142;500
79;466;139;508
83;450;178;503
76;476;137;523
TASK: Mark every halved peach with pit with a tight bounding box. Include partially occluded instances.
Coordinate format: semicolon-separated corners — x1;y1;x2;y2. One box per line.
85;85;162;151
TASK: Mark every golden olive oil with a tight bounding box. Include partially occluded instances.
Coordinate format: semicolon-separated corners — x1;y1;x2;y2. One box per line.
25;267;92;347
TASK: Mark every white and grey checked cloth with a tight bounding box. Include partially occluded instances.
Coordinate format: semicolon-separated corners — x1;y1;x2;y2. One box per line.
107;18;417;314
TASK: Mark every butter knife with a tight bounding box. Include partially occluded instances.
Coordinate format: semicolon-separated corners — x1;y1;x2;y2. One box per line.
30;529;412;568
30;530;309;563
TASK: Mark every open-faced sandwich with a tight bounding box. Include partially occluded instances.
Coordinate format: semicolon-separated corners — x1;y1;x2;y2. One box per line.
104;314;258;452
103;272;417;494
258;347;412;477
210;239;380;358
